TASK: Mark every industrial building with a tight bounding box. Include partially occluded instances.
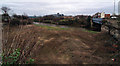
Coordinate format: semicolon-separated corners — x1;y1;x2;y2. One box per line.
118;1;120;15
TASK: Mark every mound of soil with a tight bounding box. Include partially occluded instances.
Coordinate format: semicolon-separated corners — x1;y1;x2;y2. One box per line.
2;25;114;64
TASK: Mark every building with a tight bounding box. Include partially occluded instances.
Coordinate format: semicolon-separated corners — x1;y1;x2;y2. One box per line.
118;1;120;15
93;12;110;18
93;12;101;18
101;12;105;18
105;14;111;18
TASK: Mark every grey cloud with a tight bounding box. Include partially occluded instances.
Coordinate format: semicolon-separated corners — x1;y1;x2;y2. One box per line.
1;0;119;15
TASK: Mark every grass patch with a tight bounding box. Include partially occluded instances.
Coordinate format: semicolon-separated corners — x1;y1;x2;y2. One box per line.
34;24;69;30
82;29;99;34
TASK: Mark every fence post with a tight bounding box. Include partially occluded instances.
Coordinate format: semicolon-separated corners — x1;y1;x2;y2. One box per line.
90;19;93;28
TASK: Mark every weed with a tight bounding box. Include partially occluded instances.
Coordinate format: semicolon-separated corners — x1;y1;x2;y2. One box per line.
34;24;69;30
2;48;20;65
2;48;35;65
26;58;35;64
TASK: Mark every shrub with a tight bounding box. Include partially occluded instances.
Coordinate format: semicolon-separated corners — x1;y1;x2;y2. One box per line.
102;20;108;24
43;20;52;23
21;21;27;25
2;48;21;65
10;19;20;25
34;18;39;22
58;19;73;25
117;22;120;27
27;19;33;24
2;48;35;65
27;21;33;24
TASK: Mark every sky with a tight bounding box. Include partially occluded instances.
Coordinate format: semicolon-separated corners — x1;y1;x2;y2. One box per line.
0;0;120;16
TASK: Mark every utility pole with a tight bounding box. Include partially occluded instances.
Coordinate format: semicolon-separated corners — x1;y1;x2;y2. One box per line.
113;0;116;16
118;1;120;15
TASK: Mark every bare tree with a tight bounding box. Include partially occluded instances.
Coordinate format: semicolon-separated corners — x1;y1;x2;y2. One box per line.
1;7;11;23
1;6;11;14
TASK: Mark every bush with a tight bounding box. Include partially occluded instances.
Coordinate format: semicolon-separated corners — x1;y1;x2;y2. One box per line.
43;20;52;23
2;48;21;64
117;22;120;27
2;13;10;23
102;20;108;24
10;19;20;25
27;19;33;24
58;19;73;25
21;21;27;25
27;21;33;24
34;18;39;22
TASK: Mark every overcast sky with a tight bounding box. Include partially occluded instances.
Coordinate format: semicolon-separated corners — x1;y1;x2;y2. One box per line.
0;0;120;16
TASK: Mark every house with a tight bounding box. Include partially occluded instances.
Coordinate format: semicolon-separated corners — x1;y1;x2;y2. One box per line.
105;14;111;18
93;12;101;18
101;12;105;18
93;12;110;18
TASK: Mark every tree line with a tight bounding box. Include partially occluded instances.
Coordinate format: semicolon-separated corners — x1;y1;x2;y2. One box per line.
1;7;33;25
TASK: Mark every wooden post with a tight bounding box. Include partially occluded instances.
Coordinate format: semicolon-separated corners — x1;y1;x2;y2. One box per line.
90;19;93;28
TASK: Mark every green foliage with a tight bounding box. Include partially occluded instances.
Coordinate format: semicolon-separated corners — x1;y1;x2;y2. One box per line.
43;20;52;23
2;48;20;65
21;21;27;25
87;16;91;22
2;48;35;65
58;19;73;25
34;24;69;30
10;19;20;25
2;13;10;22
34;18;39;22
26;58;35;64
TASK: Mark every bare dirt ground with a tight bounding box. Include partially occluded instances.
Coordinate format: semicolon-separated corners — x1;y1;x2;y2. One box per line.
2;24;115;64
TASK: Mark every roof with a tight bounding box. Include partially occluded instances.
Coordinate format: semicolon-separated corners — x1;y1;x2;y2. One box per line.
92;18;103;24
29;16;36;18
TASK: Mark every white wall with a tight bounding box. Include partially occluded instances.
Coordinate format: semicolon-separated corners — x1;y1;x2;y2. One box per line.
101;12;105;18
